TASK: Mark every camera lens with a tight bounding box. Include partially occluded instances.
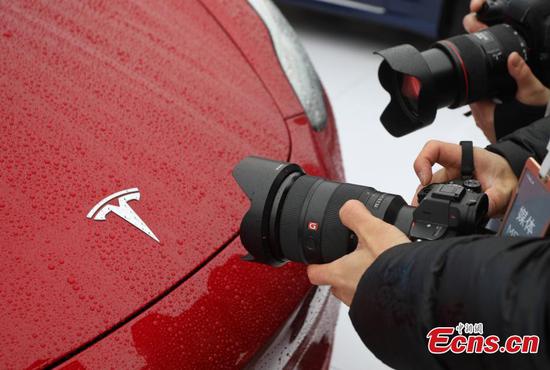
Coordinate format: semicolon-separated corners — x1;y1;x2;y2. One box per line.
377;24;528;137
233;157;489;266
233;157;411;265
279;177;409;264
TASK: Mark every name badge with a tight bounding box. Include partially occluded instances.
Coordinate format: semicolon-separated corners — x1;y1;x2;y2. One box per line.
499;158;550;237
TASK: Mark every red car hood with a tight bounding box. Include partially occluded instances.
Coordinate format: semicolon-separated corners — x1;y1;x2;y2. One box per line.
0;1;289;368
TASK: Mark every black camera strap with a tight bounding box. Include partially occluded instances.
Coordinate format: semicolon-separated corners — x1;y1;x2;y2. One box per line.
460;141;475;180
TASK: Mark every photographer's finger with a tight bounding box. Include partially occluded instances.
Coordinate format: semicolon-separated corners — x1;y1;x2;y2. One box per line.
339;200;386;243
431;168;460;184
307;264;337;286
509;52;550;106
411;184;423;206
414;141;462;185
463;13;487;33
413;141;439;185
470;0;485;13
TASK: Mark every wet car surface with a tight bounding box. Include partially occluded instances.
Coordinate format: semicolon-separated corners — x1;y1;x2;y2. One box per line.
0;1;343;368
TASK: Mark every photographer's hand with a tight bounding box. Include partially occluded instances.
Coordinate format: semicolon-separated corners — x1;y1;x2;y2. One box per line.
464;0;550;144
463;0;488;33
307;200;409;306
413;140;518;217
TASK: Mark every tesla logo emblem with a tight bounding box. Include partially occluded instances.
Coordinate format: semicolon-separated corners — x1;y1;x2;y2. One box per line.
87;188;160;243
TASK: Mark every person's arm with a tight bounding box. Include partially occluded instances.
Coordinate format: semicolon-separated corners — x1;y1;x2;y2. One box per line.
350;235;550;370
307;200;550;369
487;117;550;177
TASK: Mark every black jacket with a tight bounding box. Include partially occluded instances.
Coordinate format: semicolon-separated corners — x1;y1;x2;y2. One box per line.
493;100;547;142
349;119;550;369
488;116;550;177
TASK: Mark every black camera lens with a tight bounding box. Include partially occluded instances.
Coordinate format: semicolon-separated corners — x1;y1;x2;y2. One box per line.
232;157;409;265
377;24;528;137
233;157;488;266
278;176;408;265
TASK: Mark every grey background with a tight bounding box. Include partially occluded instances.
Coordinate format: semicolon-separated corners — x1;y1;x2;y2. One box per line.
280;6;489;370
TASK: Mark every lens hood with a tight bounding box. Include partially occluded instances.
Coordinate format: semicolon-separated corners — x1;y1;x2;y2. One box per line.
232;156;303;266
377;44;438;137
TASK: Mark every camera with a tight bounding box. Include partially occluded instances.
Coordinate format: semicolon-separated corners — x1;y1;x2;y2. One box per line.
377;0;550;137
232;157;488;266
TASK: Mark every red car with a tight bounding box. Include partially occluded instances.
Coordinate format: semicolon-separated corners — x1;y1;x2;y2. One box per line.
0;0;344;369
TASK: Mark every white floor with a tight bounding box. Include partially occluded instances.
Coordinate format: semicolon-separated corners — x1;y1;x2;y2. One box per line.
281;6;490;370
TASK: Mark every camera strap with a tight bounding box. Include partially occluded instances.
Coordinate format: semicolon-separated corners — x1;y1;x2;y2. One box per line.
460;141;475;180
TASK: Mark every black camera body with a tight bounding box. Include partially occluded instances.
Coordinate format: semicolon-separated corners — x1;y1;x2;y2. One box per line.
377;0;550;137
412;179;486;240
233;157;488;266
